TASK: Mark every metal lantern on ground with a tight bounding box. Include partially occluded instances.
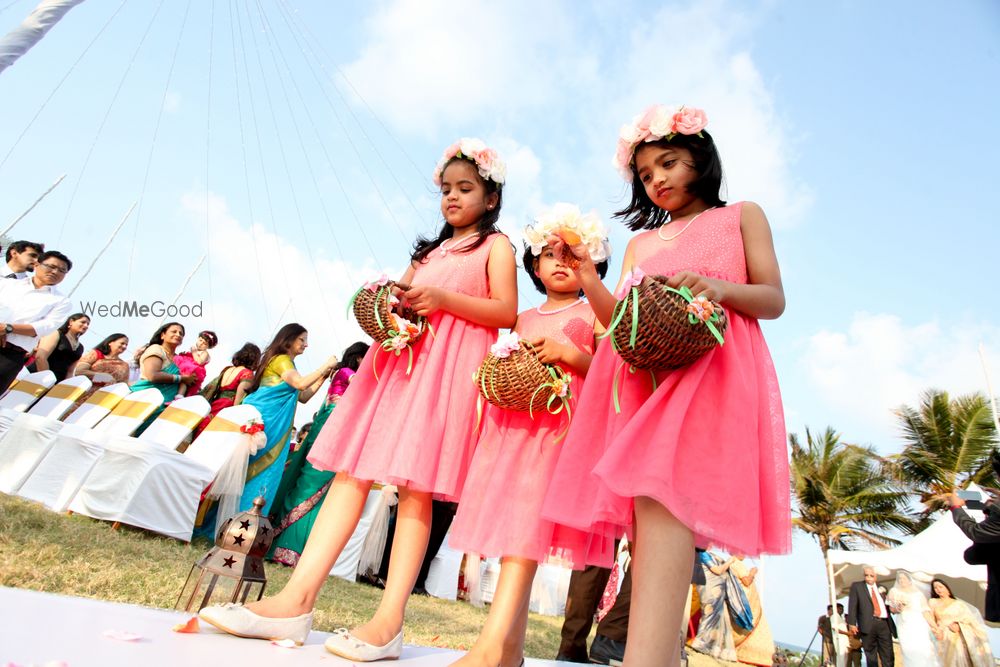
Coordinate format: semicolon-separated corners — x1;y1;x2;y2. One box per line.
176;495;274;612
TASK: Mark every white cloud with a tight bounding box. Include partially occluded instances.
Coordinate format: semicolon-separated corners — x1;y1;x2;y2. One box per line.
798;311;1000;448
339;0;596;135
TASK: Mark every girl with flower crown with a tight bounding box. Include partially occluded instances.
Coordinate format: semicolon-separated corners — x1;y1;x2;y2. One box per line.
542;105;790;666
200;138;518;661
448;204;610;667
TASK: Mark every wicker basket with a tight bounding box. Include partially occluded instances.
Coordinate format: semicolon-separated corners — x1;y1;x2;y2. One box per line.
609;275;728;371
475;341;561;413
351;280;427;345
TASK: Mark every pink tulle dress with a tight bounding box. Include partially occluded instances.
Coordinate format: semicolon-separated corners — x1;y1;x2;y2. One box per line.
448;300;600;562
542;203;790;566
173;351;208;395
308;233;506;501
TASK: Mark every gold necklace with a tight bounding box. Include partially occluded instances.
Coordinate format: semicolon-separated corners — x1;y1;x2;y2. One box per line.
657;206;716;242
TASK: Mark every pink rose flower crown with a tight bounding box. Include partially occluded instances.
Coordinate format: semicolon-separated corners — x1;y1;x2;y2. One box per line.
433;137;507;187
613;104;708;181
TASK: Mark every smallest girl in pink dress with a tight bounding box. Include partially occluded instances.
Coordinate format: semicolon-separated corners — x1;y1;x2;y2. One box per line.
173;330;217;396
447;206;610;667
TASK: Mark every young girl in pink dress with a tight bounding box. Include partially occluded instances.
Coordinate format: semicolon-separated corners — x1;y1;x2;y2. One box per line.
173;330;217;396
448;209;609;667
200;139;518;659
543;105;790;667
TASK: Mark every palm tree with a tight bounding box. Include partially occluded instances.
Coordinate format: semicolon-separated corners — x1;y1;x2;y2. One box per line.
790;426;915;645
891;389;998;518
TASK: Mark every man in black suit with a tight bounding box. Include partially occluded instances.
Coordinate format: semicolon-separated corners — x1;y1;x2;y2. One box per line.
950;476;1000;622
846;566;895;667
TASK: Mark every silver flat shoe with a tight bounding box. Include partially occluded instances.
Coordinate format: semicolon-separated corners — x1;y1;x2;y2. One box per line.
324;627;403;661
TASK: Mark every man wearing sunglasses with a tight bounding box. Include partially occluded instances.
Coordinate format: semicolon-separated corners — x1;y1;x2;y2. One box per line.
0;250;73;393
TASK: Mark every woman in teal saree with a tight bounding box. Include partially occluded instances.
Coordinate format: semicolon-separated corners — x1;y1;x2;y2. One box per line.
132;322;197;435
268;341;369;566
239;323;338;515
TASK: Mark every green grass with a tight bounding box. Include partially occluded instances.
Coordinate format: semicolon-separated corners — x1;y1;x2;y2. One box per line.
0;493;739;665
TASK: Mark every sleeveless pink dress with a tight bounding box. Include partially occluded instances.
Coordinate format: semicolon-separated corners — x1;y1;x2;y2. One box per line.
448;301;603;561
542;203;790;565
309;233;506;501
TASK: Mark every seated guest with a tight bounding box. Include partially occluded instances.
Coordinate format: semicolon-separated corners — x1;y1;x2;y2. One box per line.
28;313;90;381
66;333;131;411
131;321;197;434
193;342;261;436
4;240;44;279
0;250;73;393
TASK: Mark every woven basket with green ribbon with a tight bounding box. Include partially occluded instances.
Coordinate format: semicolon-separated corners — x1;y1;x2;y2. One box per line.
474;336;573;417
347;276;430;376
604;271;727;371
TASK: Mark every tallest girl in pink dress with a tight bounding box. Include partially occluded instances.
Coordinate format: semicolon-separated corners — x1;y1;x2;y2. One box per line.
200;139;518;659
543;105;790;667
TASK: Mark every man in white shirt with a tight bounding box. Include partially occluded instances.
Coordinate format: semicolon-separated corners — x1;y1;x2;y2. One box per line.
846;566;896;667
0;250;73;393
4;240;44;279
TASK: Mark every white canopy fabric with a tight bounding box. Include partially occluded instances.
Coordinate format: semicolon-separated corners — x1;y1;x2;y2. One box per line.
0;0;86;75
828;504;991;620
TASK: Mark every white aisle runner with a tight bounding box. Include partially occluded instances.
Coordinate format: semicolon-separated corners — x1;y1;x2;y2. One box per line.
0;587;577;667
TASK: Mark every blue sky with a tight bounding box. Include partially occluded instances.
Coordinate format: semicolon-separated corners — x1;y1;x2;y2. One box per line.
2;0;999;651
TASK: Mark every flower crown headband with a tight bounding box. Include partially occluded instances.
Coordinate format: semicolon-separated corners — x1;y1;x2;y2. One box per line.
613;104;708;181
433;137;507;187
523;202;611;263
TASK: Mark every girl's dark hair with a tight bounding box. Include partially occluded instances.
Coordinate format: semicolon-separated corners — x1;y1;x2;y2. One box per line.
58;313;90;335
251;323;307;392
94;333;128;355
337;341;370;373
411;156;503;263
614;131;726;231
199;330;219;348
521;245;608;295
231;342;262;369
148;321;185;347
930;578;954;599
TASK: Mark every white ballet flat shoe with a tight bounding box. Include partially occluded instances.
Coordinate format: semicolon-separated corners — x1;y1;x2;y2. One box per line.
324;627;404;661
198;603;313;645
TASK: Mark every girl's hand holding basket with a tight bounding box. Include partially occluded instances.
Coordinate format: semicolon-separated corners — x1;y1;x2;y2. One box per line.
475;332;573;417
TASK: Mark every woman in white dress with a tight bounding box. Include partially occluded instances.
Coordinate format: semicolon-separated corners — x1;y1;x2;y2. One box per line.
887;570;941;667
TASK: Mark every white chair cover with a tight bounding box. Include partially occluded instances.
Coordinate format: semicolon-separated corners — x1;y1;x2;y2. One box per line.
136;395;210;450
25;375;91;419
16;423;104;511
330;488;384;581
90;388;163;436
0;370;56;411
30;388;162;513
69;404;258;541
62;382;129;428
529;562;572;616
0;407;20;437
423;531;464;600
0;413;64;494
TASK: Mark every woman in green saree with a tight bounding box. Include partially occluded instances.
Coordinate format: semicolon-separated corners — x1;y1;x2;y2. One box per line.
132;322;197;435
268;341;370;566
239;323;338;515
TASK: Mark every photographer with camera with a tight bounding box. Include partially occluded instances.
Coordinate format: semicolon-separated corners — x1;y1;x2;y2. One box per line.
948;450;1000;623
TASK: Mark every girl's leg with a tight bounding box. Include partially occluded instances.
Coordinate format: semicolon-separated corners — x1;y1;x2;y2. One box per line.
350;486;434;646
623;497;695;667
451;557;537;667
247;474;373;617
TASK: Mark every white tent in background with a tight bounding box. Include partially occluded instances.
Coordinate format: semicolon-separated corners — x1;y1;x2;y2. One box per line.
828;500;992;625
0;0;86;75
